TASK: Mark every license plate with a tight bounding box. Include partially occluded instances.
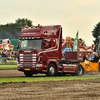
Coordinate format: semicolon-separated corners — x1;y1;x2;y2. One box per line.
24;68;30;71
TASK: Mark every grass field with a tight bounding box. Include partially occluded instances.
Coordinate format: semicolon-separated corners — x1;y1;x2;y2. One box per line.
0;75;100;83
0;64;17;69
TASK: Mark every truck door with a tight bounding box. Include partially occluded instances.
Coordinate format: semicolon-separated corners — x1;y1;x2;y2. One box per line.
43;38;57;62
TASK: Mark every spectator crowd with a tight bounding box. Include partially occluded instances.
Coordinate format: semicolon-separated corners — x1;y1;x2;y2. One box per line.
83;52;100;62
0;49;18;58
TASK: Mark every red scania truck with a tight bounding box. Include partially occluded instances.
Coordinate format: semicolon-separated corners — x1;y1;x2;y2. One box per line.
17;24;84;77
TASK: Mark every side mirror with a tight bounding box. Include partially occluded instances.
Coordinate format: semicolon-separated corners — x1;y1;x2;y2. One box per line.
45;43;50;49
43;42;49;49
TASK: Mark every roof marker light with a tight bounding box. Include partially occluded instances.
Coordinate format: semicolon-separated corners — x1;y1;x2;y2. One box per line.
26;25;28;28
38;24;41;28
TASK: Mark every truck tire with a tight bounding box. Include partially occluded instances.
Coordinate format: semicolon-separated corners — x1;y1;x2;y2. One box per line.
46;63;57;76
24;71;33;77
77;65;84;76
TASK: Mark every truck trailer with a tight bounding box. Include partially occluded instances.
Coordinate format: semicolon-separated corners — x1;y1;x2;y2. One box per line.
17;24;84;77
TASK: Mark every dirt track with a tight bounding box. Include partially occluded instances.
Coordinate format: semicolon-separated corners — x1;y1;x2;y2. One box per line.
0;69;100;100
0;69;46;78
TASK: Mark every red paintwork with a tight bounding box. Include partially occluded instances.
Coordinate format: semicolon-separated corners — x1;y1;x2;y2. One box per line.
65;52;83;61
63;65;78;73
18;25;77;75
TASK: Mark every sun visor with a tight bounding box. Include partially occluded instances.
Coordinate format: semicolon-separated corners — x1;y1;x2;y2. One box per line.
20;28;40;37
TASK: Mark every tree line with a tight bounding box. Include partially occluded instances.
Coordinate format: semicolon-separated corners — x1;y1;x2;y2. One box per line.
0;18;33;39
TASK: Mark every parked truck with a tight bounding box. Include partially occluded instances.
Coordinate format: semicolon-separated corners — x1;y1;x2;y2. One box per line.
17;24;84;77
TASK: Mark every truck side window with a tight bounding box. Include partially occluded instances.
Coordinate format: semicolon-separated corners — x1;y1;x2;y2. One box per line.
44;39;56;49
44;39;51;49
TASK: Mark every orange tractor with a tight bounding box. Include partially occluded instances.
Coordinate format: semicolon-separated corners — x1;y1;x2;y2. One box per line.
79;60;100;75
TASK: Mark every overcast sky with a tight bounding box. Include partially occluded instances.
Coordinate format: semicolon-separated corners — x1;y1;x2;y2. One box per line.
0;0;100;45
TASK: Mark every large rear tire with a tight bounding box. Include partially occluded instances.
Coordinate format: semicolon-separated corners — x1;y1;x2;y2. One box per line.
24;71;33;77
77;65;84;76
46;63;57;76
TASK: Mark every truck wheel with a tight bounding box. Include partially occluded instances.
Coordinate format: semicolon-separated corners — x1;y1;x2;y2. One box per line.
77;65;84;76
24;71;33;77
46;63;57;76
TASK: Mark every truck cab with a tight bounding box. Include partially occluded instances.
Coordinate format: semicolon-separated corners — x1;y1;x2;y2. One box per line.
17;25;64;77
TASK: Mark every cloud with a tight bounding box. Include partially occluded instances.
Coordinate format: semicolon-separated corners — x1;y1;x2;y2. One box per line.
72;0;95;6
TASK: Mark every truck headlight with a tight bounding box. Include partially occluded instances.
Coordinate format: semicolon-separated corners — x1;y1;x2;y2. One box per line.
36;64;43;67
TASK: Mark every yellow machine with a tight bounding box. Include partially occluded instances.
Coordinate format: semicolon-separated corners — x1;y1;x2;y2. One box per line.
80;60;100;74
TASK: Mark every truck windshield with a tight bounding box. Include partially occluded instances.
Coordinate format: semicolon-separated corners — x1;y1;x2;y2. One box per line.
19;39;42;50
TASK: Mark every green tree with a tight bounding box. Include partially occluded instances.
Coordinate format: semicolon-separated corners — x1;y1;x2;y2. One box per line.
0;18;33;39
15;18;33;28
92;22;100;45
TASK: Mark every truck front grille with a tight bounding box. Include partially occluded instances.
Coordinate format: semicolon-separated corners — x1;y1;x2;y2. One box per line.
19;53;37;67
24;54;32;56
22;64;34;65
23;59;32;61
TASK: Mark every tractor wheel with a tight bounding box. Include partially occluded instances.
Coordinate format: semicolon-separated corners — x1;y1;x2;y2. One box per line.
24;71;33;77
77;65;84;76
46;63;57;76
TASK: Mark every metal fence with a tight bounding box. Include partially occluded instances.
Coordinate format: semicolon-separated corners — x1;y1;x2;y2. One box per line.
0;57;17;64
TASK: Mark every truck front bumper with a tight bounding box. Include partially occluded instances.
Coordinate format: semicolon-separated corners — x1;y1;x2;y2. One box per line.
17;64;47;72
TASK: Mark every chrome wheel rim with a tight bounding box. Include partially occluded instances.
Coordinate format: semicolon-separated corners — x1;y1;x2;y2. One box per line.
78;67;82;75
49;67;55;75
